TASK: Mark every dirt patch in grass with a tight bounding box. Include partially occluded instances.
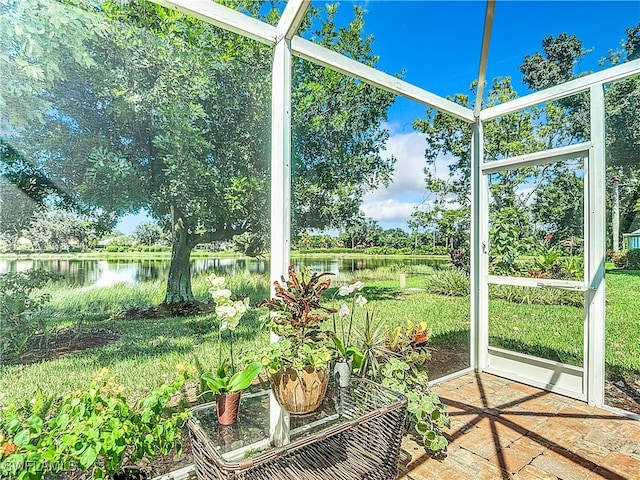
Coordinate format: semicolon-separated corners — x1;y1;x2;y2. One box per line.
110;301;212;321
5;327;122;366
428;344;470;380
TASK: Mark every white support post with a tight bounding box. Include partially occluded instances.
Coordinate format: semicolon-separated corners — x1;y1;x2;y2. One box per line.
269;36;292;446
470;120;488;371
585;85;606;407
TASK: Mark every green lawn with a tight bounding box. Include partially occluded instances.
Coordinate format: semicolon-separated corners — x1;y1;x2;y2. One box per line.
1;267;638;406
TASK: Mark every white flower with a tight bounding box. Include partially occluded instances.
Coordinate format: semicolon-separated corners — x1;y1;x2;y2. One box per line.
207;276;226;287
339;304;350;318
352;281;365;291
233;301;247;316
355;295;367;307
211;288;232;299
216;304;237;319
338;285;352;297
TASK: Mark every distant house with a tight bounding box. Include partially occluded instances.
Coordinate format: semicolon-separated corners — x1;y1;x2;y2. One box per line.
623;228;640;250
95;239;111;249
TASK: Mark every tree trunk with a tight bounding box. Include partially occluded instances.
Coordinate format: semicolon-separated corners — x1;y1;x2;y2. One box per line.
164;207;196;305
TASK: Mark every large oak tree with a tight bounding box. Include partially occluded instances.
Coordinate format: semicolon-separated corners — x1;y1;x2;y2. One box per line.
1;0;395;305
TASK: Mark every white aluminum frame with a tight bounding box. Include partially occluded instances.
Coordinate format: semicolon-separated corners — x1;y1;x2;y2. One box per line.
481;147;591;401
145;0;640;425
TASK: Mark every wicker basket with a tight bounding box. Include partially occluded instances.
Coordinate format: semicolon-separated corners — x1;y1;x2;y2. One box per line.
269;366;329;414
188;378;407;480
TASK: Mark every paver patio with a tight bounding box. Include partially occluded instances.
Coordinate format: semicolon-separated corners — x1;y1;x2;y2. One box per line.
399;373;640;480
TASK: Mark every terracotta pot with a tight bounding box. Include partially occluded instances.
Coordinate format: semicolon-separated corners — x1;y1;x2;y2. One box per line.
270;366;329;414
216;391;241;425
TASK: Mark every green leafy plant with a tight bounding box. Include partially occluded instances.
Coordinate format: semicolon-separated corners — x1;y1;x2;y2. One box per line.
529;235;563;278
489;207;525;275
353;309;390;381
0;270;58;359
561;255;583;280
424;268;470;297
200;276;261;399
328;281;367;368
258;265;336;373
201;362;261;396
626;249;640;269
259;339;332;374
0;368;190;480
378;357;450;453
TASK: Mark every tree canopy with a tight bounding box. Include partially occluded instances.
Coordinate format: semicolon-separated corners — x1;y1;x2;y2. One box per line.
413;23;640;256
1;0;396;305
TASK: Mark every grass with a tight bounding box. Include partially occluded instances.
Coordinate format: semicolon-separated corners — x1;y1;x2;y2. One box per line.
0;264;638;406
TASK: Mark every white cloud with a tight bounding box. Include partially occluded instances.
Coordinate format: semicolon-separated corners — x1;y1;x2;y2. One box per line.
361;126;458;228
365;129;426;201
361;199;417;223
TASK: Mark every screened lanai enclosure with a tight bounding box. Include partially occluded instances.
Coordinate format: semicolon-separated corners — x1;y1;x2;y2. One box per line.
1;0;640;478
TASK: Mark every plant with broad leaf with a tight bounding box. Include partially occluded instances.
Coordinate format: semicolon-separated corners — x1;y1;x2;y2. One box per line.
386;320;432;372
379;357;450;453
356;318;449;454
258;265;336;372
328;280;367;369
0;368;190;480
200;276;261;398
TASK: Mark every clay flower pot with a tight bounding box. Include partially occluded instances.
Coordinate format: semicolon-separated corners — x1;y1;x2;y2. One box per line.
216;392;241;425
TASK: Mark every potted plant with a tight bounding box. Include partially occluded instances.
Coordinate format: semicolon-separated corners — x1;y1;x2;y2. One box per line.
258;265;335;414
329;281;366;387
201;275;261;425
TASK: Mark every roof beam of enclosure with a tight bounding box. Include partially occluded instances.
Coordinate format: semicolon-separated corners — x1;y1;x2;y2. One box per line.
291;37;475;123
277;0;310;40
473;0;495;118
481;142;590;174
481;58;640;120
150;0;474;122
149;0;276;46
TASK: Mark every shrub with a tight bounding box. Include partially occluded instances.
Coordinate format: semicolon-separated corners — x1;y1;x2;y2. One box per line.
0;270;57;359
611;251;627;268
449;248;470;273
424;269;470;297
105;245;119;252
0;369;191;480
626;249;640;269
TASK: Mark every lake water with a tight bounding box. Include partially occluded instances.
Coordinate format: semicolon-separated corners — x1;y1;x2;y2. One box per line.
0;256;446;288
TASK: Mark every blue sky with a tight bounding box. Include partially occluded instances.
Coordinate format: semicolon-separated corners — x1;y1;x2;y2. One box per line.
351;0;640;230
117;1;640;235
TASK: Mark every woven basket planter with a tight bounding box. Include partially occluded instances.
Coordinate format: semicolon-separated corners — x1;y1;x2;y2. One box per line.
269;366;329;414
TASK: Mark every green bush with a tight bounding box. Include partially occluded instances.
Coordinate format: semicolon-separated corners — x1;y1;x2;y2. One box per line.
612;251;627;268
626;249;640;269
424;269;470;297
0;270;57;359
0;369;190;480
105;245;119;252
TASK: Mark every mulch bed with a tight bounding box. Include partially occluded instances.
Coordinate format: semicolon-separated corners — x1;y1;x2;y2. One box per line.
4;327;122;366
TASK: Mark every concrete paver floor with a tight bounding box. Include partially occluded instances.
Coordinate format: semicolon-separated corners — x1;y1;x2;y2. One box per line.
399;373;640;480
